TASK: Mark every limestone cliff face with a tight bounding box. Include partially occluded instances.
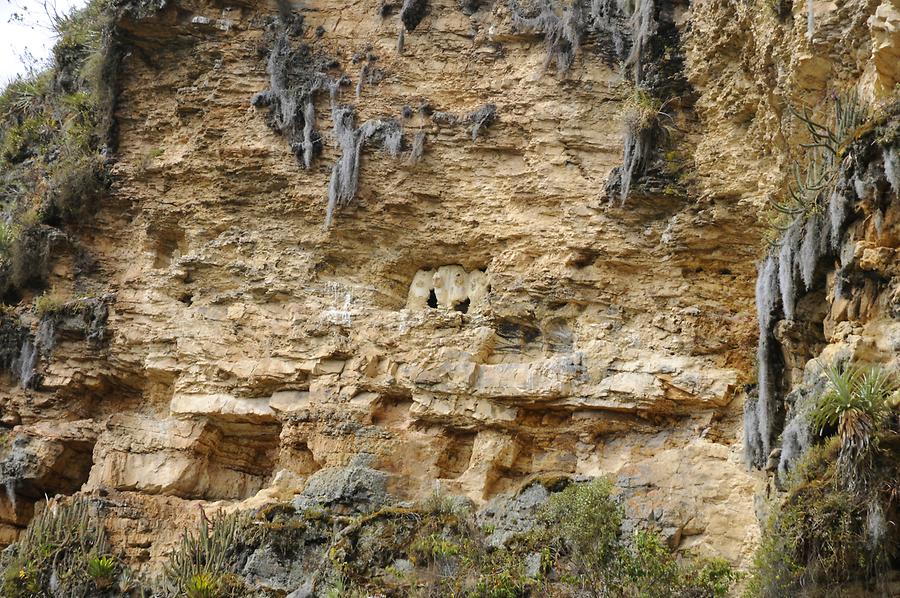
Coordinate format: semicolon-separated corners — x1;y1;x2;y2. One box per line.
0;0;897;577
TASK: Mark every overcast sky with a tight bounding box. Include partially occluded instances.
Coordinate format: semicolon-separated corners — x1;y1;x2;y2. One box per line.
1;0;89;87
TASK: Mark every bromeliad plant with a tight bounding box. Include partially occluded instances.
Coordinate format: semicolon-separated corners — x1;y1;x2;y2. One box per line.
86;554;117;590
809;364;899;492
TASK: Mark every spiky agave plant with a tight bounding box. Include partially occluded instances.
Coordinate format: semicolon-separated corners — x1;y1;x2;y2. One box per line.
810;364;898;492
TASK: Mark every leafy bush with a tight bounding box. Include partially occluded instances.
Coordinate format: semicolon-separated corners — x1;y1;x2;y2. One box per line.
539;477;623;588
534;479;739;598
0;0;119;299
33;292;64;317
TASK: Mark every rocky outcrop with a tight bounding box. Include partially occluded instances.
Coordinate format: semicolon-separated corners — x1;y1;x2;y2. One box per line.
0;0;897;586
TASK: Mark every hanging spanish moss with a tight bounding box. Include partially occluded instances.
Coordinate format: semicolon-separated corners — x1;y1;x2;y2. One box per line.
431;104;499;140
778;219;801;322
408;131;427;164
885;147;899;194
744;108;900;469
251;14;343;169
806;0;815;40
589;0;631;60
509;0;586;74
325;106;404;227
778;412;811;480
614;122;654;204
624;0;656;84
746;252;782;468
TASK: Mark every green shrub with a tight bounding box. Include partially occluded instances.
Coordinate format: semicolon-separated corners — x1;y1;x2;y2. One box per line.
687;558;743;597
622;529;682;596
532;479;740;598
0;0;118;300
745;438;899;597
472;567;526;598
538;478;622;592
0;222;12;256
33;292;65;316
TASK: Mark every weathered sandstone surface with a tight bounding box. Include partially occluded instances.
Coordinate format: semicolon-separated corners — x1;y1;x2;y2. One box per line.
0;0;898;578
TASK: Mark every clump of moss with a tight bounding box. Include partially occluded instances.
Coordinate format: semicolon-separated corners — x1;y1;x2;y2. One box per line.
400;0;429;31
431;103;499;140
251;12;345;170
508;0;586;74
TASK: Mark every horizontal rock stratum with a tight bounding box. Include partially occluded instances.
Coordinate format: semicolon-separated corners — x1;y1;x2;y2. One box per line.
0;0;898;594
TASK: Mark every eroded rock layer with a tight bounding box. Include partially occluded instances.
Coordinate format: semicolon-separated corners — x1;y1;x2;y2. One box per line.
0;0;898;578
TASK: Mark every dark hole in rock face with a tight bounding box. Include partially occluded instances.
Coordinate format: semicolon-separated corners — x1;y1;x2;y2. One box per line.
400;0;428;31
453;298;470;313
427;289;438;308
437;430;476;479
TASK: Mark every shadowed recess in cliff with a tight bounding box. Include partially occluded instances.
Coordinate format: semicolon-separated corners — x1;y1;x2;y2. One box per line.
0;429;98;540
396;0;429;52
602;0;693;204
